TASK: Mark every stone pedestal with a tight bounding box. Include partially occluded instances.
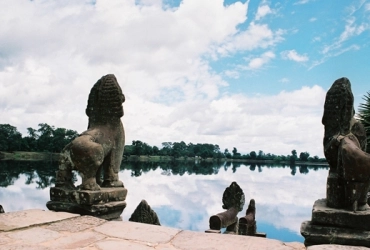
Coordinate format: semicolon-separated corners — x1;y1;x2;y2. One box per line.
46;186;127;220
301;199;370;247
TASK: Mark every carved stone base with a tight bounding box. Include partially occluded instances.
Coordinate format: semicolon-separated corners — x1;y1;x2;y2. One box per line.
312;198;370;230
301;198;370;247
301;221;370;247
46;186;127;220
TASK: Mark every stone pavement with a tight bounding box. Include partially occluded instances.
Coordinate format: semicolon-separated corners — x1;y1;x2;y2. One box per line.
0;209;368;250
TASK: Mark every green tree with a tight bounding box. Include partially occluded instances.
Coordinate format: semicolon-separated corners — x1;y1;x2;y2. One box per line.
50;128;78;152
160;142;173;156
257;150;264;160
232;147;238;156
290;149;297;165
37;123;55;152
152;146;159;155
299;152;310;162
224;148;232;159
0;124;22;151
22;127;38;151
172;141;187;158
358;92;370;153
250;151;257;159
132;140;144;155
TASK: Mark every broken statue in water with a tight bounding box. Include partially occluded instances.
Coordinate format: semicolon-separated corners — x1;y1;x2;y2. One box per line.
46;74;128;220
301;77;370;247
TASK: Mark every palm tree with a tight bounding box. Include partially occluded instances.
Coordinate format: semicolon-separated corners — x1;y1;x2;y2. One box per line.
357;92;370;153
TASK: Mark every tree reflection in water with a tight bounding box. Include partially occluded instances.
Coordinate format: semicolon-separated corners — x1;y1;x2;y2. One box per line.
0;160;58;189
119;160;328;177
0;160;328;187
0;161;328;189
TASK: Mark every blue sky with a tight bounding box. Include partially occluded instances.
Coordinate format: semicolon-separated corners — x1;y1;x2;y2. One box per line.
1;0;370;157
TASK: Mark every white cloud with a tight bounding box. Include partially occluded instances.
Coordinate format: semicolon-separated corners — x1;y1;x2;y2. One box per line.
310;9;368;69
255;4;272;21
366;3;370;11
127;85;326;157
309;17;317;22
322;17;367;55
279;77;289;83
246;51;275;69
0;0;326;159
294;0;312;5
217;22;284;56
281;50;309;62
224;70;240;79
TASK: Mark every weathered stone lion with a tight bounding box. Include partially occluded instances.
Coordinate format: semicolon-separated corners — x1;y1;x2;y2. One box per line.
56;74;125;191
323;77;370;211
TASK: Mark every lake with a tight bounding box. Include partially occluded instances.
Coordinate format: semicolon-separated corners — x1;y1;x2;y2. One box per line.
0;160;328;242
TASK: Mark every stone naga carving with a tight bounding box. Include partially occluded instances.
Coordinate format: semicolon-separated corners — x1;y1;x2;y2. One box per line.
129;200;161;225
238;199;256;235
323;77;370;211
56;74;125;191
208;182;245;233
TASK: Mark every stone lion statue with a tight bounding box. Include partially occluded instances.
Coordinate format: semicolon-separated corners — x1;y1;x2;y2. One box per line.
323;77;370;211
56;74;125;191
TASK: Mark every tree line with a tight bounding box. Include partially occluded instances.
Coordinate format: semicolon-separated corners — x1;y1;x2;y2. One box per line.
0;123;78;153
124;140;326;163
0;123;325;162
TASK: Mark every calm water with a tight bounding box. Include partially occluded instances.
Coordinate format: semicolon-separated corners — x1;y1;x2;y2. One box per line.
0;160;328;242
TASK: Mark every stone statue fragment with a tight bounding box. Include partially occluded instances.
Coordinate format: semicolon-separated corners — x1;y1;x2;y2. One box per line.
129;200;161;225
206;181;245;234
238;199;256;235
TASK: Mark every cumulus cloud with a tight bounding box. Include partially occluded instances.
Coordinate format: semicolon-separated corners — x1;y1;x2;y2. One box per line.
217;22;284;56
255;4;272;21
0;0;327;158
246;51;275;69
281;50;309;62
126;85;326;157
224;70;240;79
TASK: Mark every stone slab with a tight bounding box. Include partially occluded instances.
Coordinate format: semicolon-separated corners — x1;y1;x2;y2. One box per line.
44;215;106;233
301;220;370;247
0;209;79;232
172;230;304;250
312;199;370;230
308;245;370;250
95;240;155;250
94;221;181;244
50;187;127;205
46;200;126;220
6;227;61;244
49;231;105;249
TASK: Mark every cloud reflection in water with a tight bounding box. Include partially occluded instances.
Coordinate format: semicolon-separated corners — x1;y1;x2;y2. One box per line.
0;160;327;242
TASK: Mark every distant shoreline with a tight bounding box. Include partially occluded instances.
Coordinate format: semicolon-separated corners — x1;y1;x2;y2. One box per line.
0;151;328;166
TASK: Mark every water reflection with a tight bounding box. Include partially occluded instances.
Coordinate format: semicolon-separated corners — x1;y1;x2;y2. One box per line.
0;160;58;189
123;160;327;177
0;160;328;242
